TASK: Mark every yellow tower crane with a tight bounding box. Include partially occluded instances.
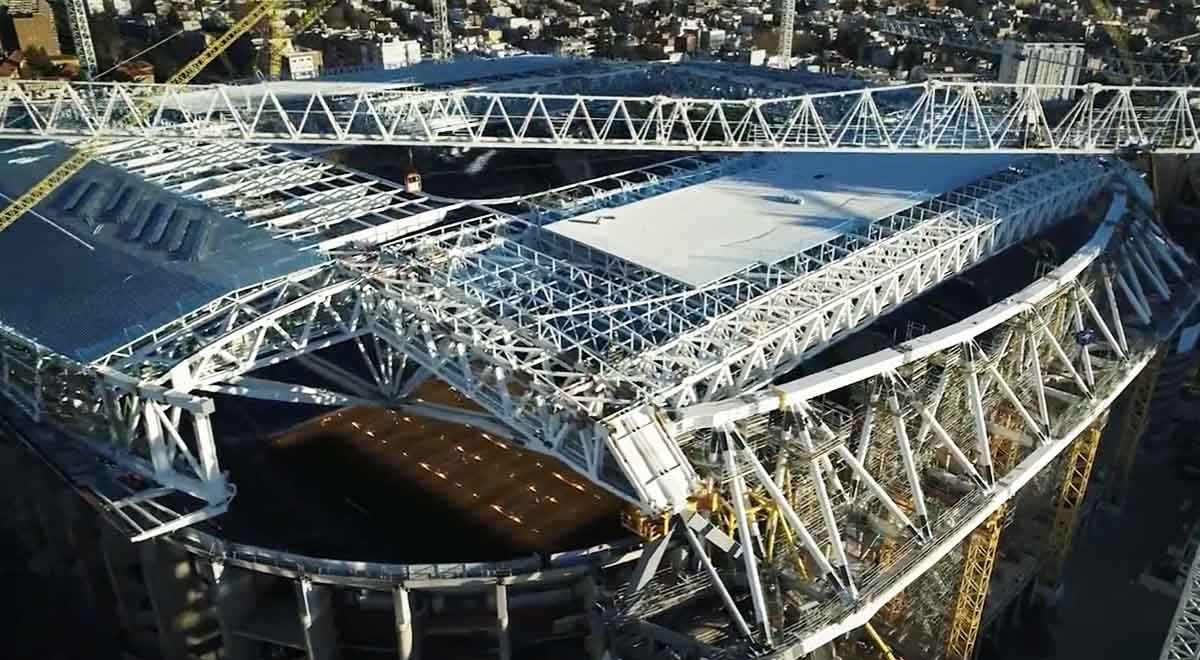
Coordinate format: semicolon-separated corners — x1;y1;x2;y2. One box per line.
267;0;342;80
0;0;282;235
1041;417;1108;587
1085;0;1138;81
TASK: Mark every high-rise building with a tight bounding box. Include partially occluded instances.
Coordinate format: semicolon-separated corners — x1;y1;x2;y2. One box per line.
282;49;324;80
7;0;61;56
998;42;1085;101
321;34;422;71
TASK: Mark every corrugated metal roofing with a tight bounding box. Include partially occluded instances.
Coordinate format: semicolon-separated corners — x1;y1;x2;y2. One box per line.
0;141;323;362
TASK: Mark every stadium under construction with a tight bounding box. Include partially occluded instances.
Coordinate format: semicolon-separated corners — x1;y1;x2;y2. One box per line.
4;56;1200;660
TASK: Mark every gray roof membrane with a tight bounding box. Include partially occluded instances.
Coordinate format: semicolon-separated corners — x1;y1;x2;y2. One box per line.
0;142;323;362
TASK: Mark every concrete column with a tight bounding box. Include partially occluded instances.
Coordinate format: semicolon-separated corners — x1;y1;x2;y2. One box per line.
139;539;192;660
100;522;141;637
296;578;338;660
575;575;608;660
495;582;511;660
393;585;419;660
60;491;121;639
812;641;842;660
1152;154;1190;218
206;561;259;660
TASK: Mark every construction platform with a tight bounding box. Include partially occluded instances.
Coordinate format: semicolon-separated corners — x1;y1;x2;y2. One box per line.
1;58;1199;660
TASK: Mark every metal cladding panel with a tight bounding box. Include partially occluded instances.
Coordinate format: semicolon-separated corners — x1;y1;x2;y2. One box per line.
0;142;323;362
607;406;697;512
546;153;1021;286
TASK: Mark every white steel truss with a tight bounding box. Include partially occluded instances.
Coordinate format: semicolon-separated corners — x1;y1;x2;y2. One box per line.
0;326;233;541
87;139;459;249
2;78;1200;153
7;154;1118;518
3;139;1199;660
432;0;451;60
1162;540;1200;660
633;193;1200;657
325;156;1105;513
64;0;98;79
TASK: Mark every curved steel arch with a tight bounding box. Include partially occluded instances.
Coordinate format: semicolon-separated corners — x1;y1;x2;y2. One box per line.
610;193;1200;657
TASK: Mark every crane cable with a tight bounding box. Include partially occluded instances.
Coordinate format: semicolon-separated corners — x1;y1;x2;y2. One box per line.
94;0;234;80
95;29;187;80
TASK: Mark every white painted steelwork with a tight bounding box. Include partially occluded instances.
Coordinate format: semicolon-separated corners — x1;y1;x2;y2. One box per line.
88;139;459;247
1162;536;1200;660
655;193;1200;656
1;78;1199;152
64;0;98;79
3;153;1114;518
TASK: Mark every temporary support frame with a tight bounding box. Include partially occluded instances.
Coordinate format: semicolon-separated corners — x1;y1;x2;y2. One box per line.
1040;418;1107;588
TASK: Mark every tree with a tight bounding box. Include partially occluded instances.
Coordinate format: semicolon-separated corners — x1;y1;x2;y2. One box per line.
325;4;350;29
753;29;779;53
793;31;820;55
349;7;372;30
88;16;125;70
23;46;54;76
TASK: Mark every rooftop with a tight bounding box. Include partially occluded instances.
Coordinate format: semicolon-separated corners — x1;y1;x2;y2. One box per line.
0;141;323;362
547;153;1020;286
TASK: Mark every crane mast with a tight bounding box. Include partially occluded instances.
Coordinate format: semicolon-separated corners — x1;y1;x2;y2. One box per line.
267;0;342;80
776;0;795;69
64;0;97;78
0;0;282;234
433;0;451;60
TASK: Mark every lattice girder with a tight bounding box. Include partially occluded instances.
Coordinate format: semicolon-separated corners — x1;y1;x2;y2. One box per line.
3;78;1200;153
655;193;1200;657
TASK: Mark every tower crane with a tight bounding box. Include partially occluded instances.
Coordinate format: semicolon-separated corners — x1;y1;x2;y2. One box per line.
0;0;281;234
266;0;343;80
776;0;795;69
64;0;98;79
433;0;451;60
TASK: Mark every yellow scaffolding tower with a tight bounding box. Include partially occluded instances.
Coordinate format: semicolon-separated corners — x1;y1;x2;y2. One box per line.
266;0;341;80
944;432;1019;660
1041;418;1107;587
1112;352;1163;504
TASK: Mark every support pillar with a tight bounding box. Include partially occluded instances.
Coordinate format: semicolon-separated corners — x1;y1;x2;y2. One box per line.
30;472;70;578
100;522;141;638
207;561;259;660
296;578;338;660
943;436;1019;660
1152;154;1191;219
496;582;512;660
1040;420;1105;594
139;539;193;660
393;585;420;660
576;574;608;660
60;490;122;643
812;641;842;660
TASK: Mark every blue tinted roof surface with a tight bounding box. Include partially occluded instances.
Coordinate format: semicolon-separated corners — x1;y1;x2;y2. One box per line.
0;142;324;362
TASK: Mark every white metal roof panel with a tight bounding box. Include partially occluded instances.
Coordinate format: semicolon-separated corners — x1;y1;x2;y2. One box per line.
546;153;1019;286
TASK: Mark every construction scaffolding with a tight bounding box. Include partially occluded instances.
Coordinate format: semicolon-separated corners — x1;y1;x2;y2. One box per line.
1041;419;1107;588
944;427;1020;660
1112;352;1163;505
0;44;1198;660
